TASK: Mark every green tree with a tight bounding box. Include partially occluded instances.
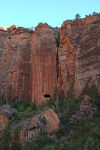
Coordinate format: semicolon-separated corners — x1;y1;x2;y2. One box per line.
92;12;98;15
0;93;5;105
68;83;74;97
53;86;59;111
23;132;56;150
8;85;12;104
75;13;81;20
85;14;88;17
0;125;12;150
11;127;22;150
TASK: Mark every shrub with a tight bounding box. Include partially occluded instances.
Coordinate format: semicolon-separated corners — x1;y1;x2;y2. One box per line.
11;126;22;150
23;132;56;150
0;125;12;150
68;118;100;150
11;99;37;112
38;101;47;110
46;97;55;108
8;85;12;104
0;125;22;150
68;83;74;97
24;26;34;34
59;97;79;117
18;105;25;112
0;93;5;105
81;82;99;103
44;144;56;150
75;13;81;20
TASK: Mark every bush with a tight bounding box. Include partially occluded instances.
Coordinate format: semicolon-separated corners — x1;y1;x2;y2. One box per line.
46;97;55;108
18;105;25;112
8;85;12;104
75;13;81;20
68;117;100;150
11;99;37;112
23;132;56;150
24;26;34;34
0;93;5;105
81;82;99;103
68;83;74;97
0;125;22;150
0;125;12;150
59;97;80;117
11;126;22;150
44;145;56;150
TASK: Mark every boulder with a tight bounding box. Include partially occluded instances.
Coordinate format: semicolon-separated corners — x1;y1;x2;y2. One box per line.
0;105;17;133
84;95;92;102
18;109;60;142
71;95;98;121
80;95;98;116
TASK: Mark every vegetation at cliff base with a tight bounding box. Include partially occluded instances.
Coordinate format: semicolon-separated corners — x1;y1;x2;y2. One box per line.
0;84;100;150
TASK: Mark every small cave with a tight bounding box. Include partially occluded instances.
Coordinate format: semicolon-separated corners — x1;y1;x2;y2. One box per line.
43;93;51;98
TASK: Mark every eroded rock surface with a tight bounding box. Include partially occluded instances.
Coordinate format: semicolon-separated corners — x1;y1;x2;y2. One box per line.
71;95;98;121
0;24;59;103
0;105;60;143
30;24;59;103
15;109;60;142
59;15;100;97
0;105;17;133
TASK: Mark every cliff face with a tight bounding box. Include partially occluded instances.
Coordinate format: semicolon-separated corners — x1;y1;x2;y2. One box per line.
0;24;59;103
30;24;59;103
59;15;100;97
75;17;100;97
0;27;31;101
0;15;100;103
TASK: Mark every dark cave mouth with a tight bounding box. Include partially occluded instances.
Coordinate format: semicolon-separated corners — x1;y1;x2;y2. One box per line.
43;94;51;98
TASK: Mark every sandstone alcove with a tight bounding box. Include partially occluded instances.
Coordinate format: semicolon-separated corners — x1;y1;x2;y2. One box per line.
43;93;51;101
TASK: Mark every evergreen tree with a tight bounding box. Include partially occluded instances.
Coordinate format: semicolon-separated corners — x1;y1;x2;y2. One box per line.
0;125;12;150
75;13;81;19
11;127;22;150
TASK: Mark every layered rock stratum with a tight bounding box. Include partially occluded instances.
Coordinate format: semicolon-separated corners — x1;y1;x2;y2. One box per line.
0;15;100;103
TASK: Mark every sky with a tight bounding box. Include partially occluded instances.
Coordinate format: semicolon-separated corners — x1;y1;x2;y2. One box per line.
0;0;100;28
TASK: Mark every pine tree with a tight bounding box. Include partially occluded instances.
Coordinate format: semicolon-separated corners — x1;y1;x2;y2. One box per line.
0;125;12;150
11;127;22;150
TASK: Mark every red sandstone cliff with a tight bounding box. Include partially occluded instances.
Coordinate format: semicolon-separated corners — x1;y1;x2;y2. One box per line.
59;15;100;97
30;24;59;103
0;15;100;103
0;27;31;101
0;24;59;103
